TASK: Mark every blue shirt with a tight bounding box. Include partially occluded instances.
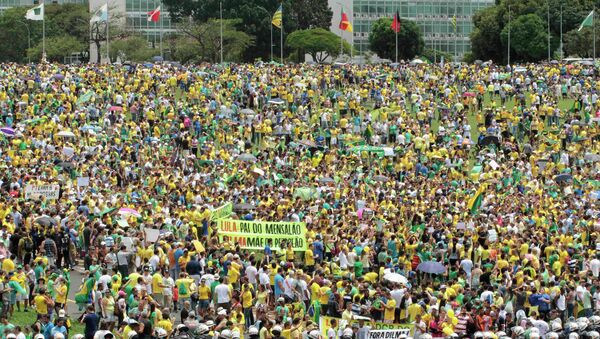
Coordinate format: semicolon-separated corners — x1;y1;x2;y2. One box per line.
174;249;184;269
274;274;284;298
313;241;324;260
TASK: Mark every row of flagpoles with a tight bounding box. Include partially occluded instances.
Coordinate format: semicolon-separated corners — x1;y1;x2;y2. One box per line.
24;1;162;63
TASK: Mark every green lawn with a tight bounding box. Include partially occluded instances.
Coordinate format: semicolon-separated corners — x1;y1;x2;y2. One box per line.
11;310;84;339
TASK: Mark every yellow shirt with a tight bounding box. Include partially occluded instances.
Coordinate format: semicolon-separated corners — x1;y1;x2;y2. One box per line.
242;289;253;308
34;295;48;314
152;273;163;294
55;285;68;304
384;299;396;321
199;285;210;300
2;259;15;273
304;250;314;266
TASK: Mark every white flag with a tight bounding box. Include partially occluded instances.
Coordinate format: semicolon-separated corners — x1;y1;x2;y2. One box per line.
25;3;44;21
90;4;108;23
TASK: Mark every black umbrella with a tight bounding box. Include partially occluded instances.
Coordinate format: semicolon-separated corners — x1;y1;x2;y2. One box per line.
479;135;500;147
35;216;57;227
554;174;573;183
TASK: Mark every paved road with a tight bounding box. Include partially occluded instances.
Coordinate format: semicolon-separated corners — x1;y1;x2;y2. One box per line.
65;268;85;320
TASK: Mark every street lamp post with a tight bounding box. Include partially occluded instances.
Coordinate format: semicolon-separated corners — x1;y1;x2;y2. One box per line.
508;5;511;67
256;6;273;61
17;21;31;63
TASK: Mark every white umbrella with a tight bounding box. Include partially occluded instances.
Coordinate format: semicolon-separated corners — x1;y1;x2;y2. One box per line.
383;272;408;284
57;131;76;137
410;58;424;65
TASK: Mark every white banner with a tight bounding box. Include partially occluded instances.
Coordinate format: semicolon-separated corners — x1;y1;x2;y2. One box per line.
367;330;412;339
25;184;59;200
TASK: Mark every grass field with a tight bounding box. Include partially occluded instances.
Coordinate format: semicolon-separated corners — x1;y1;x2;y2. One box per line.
11;310;84;339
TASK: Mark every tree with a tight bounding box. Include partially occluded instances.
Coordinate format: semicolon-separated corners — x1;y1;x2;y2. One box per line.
175;19;254;63
500;14;548;61
470;0;596;62
109;36;156;62
291;0;332;30
0;3;90;63
286;28;351;63
27;35;85;62
163;0;331;61
470;6;504;62
368;17;424;61
90;5;127;63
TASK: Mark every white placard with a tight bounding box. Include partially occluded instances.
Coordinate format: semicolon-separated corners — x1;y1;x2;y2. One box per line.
25;184;59;200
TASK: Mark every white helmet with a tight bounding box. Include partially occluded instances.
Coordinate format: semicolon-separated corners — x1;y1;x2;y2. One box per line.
496;332;507;337
232;331;241;339
420;334;432;339
530;332;540;339
530;328;540;336
551;320;563;332
220;330;232;339
590;316;600;326
512;326;525;336
249;327;259;336
54;334;65;339
570;333;580;339
578;318;590;332
586;331;600;339
155;328;168;338
449;334;459;338
483;332;495;339
176;324;189;333
474;332;484;339
342;328;354;338
568;323;580;332
197;324;210;335
547;332;559;339
308;330;321;339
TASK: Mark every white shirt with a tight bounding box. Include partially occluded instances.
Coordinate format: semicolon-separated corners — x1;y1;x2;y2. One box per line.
245;265;258;284
590;259;600;277
259;270;270;286
163;277;174;296
149;255;160;272
215;283;231;303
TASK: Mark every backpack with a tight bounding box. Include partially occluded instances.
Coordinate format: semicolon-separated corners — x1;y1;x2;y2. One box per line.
23;238;33;252
178;282;188;296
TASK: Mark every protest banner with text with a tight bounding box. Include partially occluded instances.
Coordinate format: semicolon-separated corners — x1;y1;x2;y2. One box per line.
217;219;307;250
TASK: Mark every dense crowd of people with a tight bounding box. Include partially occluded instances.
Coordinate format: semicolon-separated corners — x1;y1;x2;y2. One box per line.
0;60;597;339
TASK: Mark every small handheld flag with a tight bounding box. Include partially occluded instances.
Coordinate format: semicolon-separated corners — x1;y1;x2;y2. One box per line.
148;6;161;22
272;5;282;28
391;11;401;33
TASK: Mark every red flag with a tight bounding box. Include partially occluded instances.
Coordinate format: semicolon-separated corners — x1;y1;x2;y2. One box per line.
339;11;353;32
391;11;401;33
147;6;161;22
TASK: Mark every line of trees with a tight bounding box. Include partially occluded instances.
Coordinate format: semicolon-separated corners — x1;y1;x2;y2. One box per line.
470;0;600;63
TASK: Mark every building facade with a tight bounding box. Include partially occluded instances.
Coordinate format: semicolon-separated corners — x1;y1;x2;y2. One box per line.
330;0;494;60
0;0;86;12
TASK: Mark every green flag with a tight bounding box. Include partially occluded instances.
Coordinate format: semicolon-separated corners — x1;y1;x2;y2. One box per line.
579;10;594;31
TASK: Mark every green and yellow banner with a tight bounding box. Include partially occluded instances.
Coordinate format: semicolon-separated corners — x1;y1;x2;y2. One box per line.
217;219;307;250
211;202;233;221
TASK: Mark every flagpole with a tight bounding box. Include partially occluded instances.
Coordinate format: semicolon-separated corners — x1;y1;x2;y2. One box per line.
270;23;273;62
280;15;283;63
106;1;110;63
220;1;223;64
594;10;596;62
560;4;563;60
159;2;163;59
454;0;457;61
547;0;550;61
42;4;45;61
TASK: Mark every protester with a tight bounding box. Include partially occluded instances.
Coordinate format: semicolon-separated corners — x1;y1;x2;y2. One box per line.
0;60;597;339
